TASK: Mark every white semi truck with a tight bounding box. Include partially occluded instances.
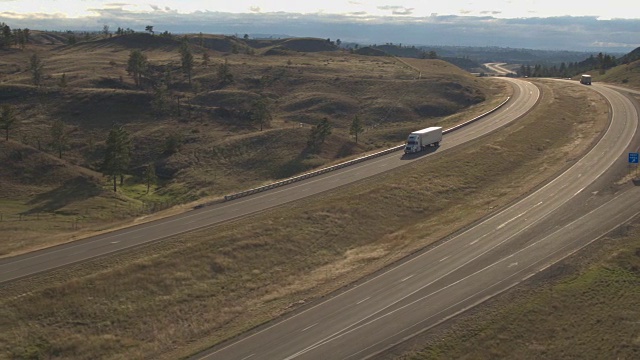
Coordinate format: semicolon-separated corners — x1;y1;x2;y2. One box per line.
404;126;443;154
580;74;592;85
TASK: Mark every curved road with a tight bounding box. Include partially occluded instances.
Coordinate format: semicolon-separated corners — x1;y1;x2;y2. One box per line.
193;82;640;359
484;62;516;76
0;78;539;284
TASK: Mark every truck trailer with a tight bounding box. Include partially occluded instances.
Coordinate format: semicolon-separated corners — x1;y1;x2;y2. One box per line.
580;74;592;85
404;126;443;154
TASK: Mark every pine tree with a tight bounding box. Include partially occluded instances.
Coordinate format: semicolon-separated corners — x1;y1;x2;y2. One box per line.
102;126;132;192
349;115;364;144
250;97;272;131
307;118;332;152
218;59;233;85
50;119;67;158
29;53;44;86
126;50;148;87
180;41;194;85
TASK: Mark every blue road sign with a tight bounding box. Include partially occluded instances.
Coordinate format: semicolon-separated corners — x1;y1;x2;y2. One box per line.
629;153;639;163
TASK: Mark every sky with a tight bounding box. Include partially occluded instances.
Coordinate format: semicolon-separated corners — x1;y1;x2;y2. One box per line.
1;1;639;52
2;0;640;20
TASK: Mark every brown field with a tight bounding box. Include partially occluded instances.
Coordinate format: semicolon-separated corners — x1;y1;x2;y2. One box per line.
0;33;501;257
0;77;609;359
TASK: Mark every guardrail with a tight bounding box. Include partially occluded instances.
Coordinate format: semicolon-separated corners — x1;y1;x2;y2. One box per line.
222;96;511;202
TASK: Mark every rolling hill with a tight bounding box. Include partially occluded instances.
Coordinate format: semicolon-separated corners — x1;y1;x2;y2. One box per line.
0;31;504;254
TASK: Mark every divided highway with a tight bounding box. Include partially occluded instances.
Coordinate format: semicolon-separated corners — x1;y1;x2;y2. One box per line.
194;82;640;359
0;78;539;284
483;62;516;76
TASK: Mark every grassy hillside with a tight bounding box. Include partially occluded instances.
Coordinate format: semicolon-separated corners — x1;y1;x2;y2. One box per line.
591;59;640;90
0;32;503;255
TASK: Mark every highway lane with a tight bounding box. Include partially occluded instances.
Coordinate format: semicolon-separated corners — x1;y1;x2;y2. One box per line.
483;62;516;76
0;78;539;284
193;82;639;359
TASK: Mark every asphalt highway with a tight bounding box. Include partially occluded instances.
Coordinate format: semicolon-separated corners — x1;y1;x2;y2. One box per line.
193;81;640;359
0;78;539;284
483;62;516;75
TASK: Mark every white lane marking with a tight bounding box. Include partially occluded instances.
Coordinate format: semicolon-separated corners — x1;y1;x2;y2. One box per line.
301;323;318;332
439;256;450;262
574;187;585;196
496;211;526;230
508;262;518;268
198;83;630;360
400;275;415;282
496;201;542;230
110;241;119;244
240;354;255;360
356;297;370;305
283;190;638;360
469;234;487;245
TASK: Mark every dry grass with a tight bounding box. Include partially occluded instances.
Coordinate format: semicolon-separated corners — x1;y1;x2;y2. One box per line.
592;59;640;91
0;34;498;256
0;79;609;359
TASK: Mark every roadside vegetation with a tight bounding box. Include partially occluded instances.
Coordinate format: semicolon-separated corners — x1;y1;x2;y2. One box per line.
0;79;609;359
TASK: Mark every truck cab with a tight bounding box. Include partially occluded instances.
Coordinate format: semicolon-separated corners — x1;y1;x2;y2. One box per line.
405;135;421;153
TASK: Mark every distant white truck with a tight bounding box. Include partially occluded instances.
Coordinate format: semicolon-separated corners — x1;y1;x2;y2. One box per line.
404;126;443;154
580;74;592;85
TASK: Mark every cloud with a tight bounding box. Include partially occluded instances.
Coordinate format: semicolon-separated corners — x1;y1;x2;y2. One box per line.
377;5;413;16
0;11;68;20
2;7;638;52
392;8;413;16
377;6;403;11
481;11;502;15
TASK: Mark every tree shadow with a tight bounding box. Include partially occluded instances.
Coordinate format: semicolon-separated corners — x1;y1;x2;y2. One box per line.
335;142;361;159
273;150;318;179
24;176;103;214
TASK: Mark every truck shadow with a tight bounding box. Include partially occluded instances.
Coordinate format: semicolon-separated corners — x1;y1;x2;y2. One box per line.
400;146;440;160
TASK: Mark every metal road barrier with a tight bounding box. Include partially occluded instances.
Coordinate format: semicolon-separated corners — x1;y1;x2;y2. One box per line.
221;97;511;202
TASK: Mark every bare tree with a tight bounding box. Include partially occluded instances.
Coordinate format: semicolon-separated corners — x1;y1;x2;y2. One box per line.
144;163;157;194
0;104;17;141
